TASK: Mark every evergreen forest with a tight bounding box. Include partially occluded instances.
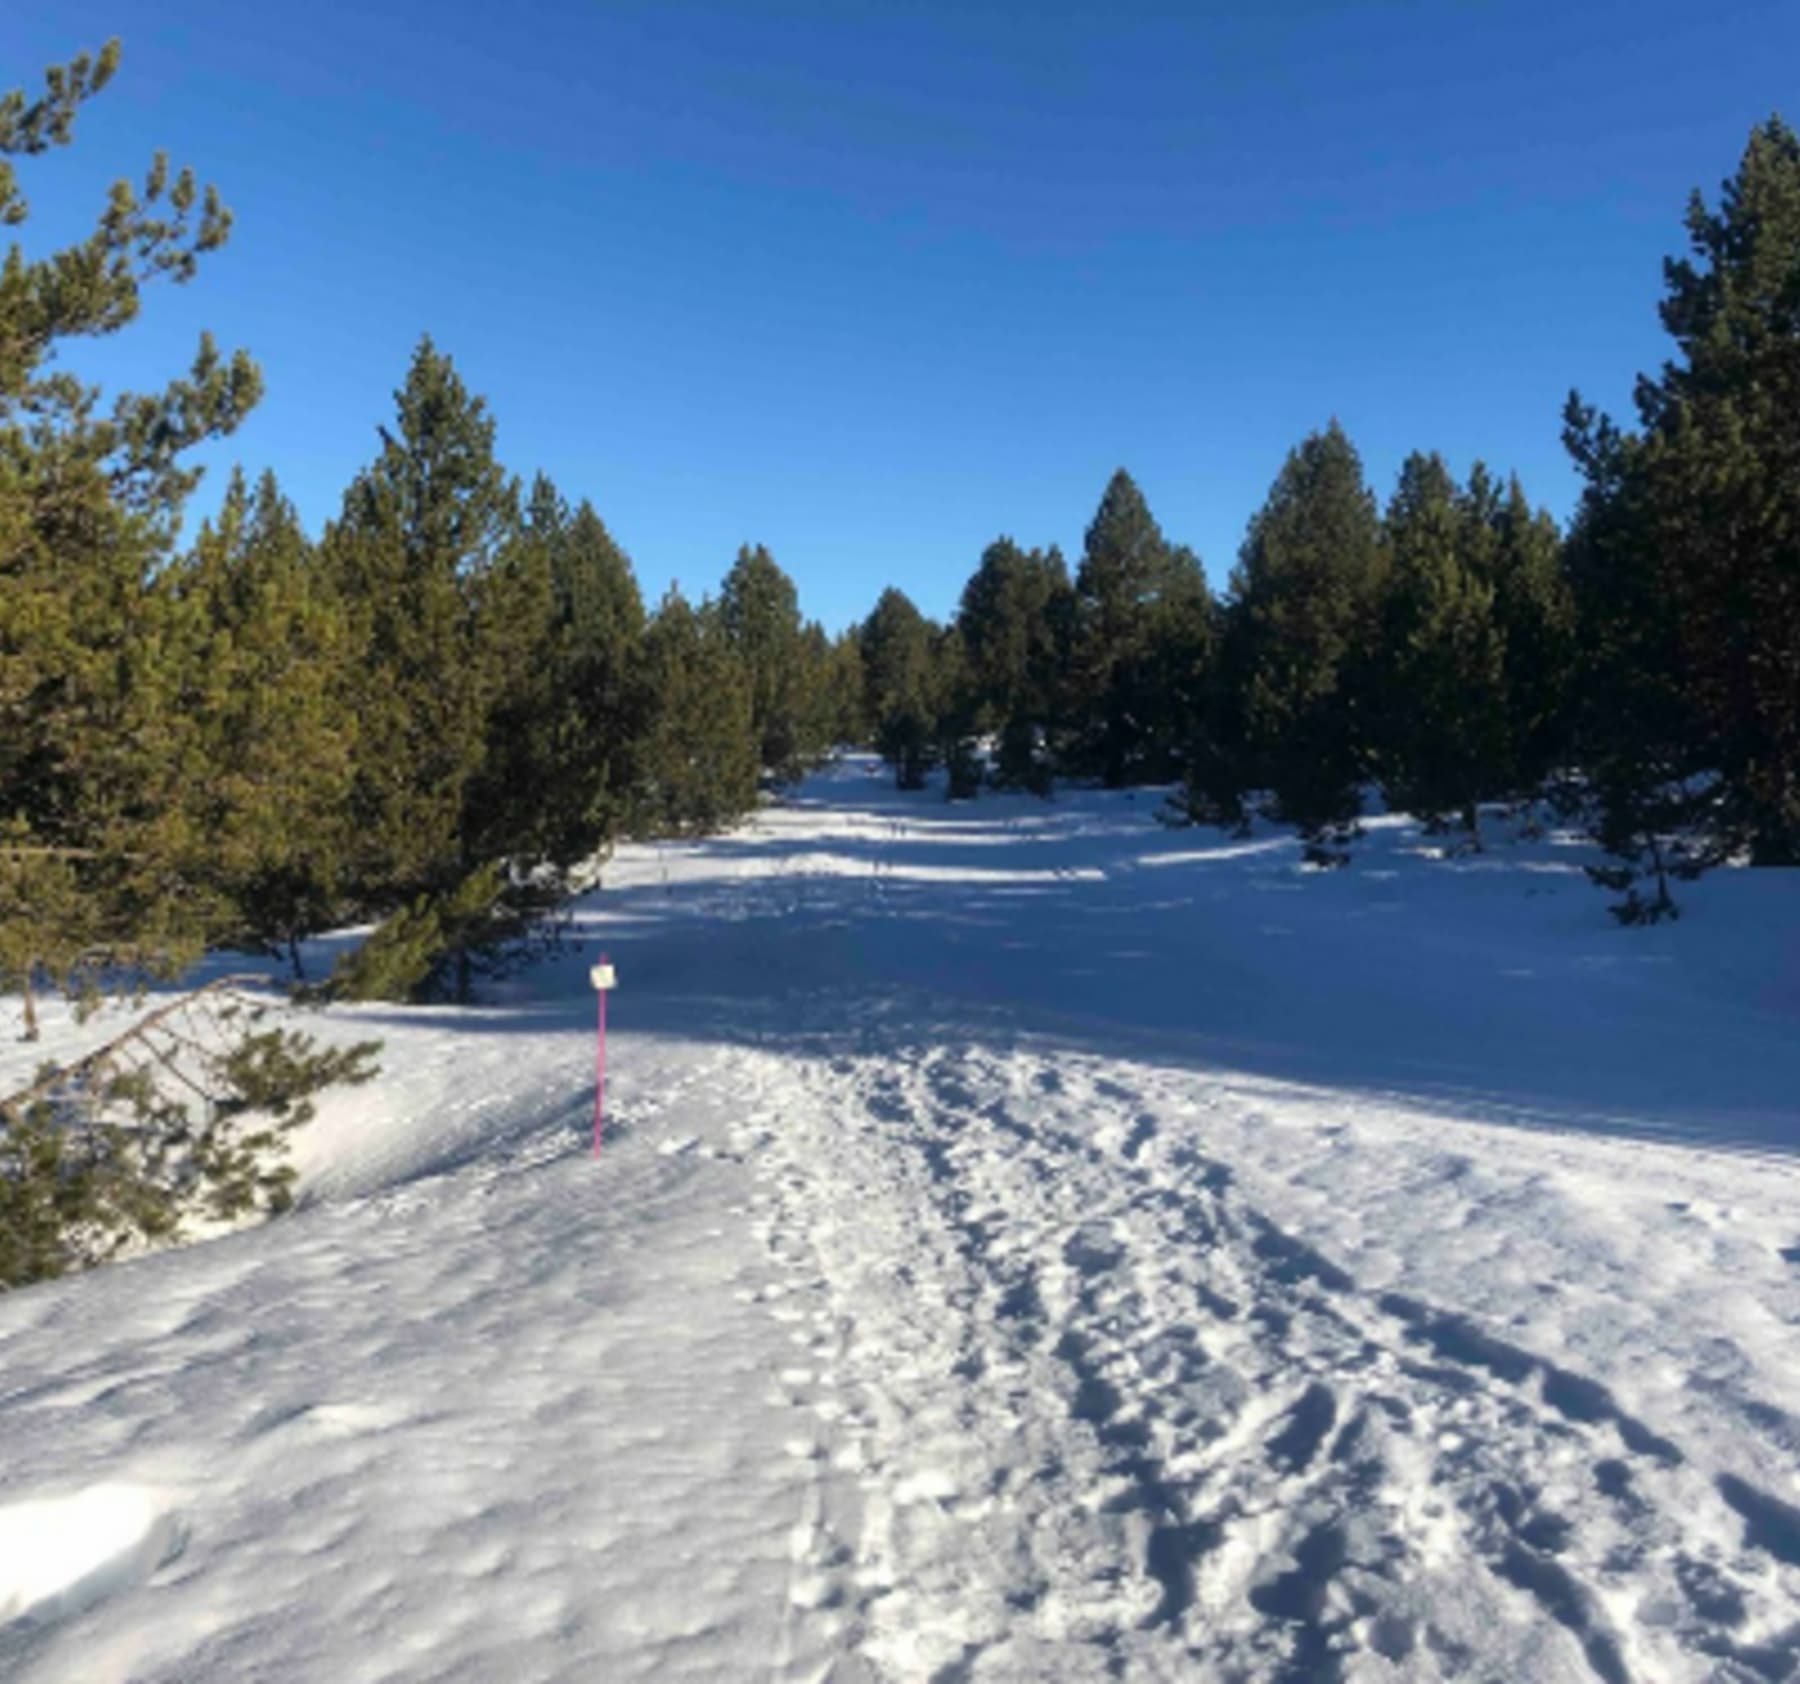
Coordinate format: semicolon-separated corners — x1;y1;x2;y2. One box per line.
7;36;1800;1054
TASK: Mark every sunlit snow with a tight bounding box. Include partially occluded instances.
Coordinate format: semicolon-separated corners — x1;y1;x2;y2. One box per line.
1;755;1796;1681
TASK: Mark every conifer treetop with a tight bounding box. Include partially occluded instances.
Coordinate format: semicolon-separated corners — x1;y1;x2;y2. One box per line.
0;40;259;519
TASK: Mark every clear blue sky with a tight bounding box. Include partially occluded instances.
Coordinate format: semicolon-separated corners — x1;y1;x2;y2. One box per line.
5;2;1794;629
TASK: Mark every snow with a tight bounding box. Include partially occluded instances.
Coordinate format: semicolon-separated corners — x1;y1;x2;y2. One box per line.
0;1486;176;1628
1;754;1797;1681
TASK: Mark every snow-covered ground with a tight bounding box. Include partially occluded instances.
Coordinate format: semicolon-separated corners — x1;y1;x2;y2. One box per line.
2;755;1798;1682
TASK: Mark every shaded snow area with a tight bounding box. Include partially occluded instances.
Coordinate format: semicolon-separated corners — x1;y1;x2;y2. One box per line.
3;755;1799;1681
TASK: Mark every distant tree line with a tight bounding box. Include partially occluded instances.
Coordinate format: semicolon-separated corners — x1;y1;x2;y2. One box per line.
6;34;1798;1074
850;118;1800;923
858;436;1568;862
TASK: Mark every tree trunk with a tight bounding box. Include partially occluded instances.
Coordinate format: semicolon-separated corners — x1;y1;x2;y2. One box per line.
20;968;39;1042
1649;836;1679;921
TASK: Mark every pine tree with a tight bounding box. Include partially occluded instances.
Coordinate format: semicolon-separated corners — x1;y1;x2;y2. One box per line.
1560;117;1800;913
822;627;869;748
0;48;382;1272
461;472;569;871
636;587;758;834
327;858;566;1003
1574;117;1800;865
0;40;262;1033
1374;453;1509;847
1221;422;1386;862
1485;471;1575;809
1149;541;1219;793
159;469;357;976
556;495;649;843
719;543;814;782
791;621;838;768
860;588;939;789
933;625;984;799
1563;397;1716;921
1;986;377;1287
321;337;518;910
957;538;1072;793
1067;471;1211;787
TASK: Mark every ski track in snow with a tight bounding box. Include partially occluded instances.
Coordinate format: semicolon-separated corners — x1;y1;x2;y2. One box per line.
2;756;1798;1681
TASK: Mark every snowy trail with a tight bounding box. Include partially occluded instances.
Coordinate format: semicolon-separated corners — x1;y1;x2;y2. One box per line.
2;756;1797;1680
734;1008;1800;1681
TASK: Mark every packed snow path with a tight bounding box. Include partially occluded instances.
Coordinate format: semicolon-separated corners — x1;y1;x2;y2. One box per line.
2;758;1797;1681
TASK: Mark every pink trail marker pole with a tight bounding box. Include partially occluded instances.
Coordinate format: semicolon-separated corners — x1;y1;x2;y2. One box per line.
590;955;617;1157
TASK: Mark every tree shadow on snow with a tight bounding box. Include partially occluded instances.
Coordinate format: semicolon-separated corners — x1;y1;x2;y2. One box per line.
330;768;1800;1159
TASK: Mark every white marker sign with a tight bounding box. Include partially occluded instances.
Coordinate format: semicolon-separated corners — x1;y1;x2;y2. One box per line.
592;955;616;1156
